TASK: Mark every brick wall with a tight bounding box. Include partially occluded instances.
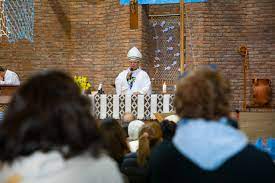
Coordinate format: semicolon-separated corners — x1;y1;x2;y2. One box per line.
150;0;275;112
0;0;274;112
0;0;149;93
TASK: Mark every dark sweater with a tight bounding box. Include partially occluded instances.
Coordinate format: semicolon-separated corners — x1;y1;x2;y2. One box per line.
121;152;149;183
149;141;275;183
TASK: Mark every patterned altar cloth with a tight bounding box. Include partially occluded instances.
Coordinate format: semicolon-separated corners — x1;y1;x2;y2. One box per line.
89;94;175;120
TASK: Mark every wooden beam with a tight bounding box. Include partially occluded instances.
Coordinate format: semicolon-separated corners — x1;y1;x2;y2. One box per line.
180;0;185;74
130;0;138;29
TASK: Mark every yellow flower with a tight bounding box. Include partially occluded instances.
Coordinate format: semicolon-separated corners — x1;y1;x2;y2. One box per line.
74;76;92;91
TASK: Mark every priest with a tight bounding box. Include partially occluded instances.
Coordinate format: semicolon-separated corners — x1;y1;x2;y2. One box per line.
0;66;20;85
115;47;151;95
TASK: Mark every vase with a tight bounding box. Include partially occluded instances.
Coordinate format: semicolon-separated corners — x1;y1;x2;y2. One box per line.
252;78;272;106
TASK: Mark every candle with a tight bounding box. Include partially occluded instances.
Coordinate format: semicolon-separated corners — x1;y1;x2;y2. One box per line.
163;82;167;93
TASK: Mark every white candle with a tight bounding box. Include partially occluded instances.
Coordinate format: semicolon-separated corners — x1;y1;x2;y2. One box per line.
163;82;167;93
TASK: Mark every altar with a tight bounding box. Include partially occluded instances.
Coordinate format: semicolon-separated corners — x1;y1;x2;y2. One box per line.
0;85;19;112
89;94;175;120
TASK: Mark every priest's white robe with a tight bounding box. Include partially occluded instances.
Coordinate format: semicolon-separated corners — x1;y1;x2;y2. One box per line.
0;70;20;85
115;68;151;95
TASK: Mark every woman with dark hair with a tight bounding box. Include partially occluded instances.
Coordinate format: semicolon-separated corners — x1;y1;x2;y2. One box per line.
149;67;275;183
160;120;177;141
0;70;123;183
100;118;130;167
121;122;162;183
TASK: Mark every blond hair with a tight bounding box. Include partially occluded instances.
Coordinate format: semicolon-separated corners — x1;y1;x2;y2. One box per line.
137;122;162;166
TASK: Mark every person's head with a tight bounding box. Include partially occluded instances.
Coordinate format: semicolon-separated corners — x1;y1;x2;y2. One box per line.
128;120;144;141
0;66;6;78
99;118;129;163
0;70;102;163
164;114;180;123
160;120;177;141
137;122;162;166
122;112;136;124
127;47;142;71
175;66;231;120
121;112;136;137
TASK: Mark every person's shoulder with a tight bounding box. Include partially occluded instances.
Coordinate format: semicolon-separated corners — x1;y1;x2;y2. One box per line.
235;144;275;163
124;152;137;159
139;69;148;74
38;153;123;183
116;70;128;78
151;140;179;160
119;69;128;75
70;153;118;167
222;144;275;173
67;153;123;179
6;70;17;75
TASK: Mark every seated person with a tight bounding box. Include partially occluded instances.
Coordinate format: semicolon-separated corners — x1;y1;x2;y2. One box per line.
0;70;123;183
0;66;20;85
99;118;130;168
149;66;275;183
127;120;145;152
160;120;177;141
121;122;162;183
121;112;136;137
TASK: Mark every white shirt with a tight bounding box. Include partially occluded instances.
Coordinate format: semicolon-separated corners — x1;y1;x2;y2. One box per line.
0;70;20;85
115;68;151;95
0;151;123;183
129;140;139;152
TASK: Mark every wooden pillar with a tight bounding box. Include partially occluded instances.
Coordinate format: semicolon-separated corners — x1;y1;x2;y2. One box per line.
180;0;185;74
239;45;249;112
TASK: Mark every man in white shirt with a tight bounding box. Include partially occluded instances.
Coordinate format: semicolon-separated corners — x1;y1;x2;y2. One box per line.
0;66;20;85
115;47;151;95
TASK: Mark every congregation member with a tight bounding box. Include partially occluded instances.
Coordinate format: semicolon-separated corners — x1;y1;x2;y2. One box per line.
0;66;20;85
0;70;123;183
160;120;177;141
115;47;151;95
121;122;162;183
100;118;130;168
127;120;145;152
121;112;136;137
149;66;275;183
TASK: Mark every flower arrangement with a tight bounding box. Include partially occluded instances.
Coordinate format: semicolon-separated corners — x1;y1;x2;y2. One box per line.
74;76;91;91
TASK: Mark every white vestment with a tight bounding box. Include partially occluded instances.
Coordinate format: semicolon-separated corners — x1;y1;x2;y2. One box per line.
0;70;20;85
115;68;151;95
